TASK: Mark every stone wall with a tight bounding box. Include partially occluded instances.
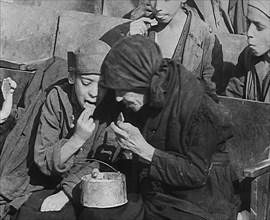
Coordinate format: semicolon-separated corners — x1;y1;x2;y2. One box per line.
1;0;140;17
0;1;128;63
0;2;58;63
0;1;128;104
1;0;103;14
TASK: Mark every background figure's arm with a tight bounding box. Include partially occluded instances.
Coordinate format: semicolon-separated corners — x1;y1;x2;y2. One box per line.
0;77;17;123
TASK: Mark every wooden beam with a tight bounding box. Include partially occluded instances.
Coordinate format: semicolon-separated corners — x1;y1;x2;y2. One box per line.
250;172;270;220
244;159;270;178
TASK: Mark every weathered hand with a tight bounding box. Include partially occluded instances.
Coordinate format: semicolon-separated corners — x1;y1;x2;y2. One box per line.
110;121;155;162
129;17;157;36
73;109;96;143
40;190;69;212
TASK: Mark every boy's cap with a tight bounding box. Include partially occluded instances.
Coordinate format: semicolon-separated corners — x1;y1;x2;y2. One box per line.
248;0;270;18
68;40;111;74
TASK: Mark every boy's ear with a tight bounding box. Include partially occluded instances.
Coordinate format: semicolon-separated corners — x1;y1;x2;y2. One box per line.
68;72;76;84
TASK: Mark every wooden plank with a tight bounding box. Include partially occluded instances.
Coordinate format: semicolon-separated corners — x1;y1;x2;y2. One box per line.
4;0;103;13
55;11;128;60
250;172;270;220
244;159;270;178
216;33;247;65
40;0;102;14
102;0;139;18
267;182;270;220
215;33;247;94
0;60;22;70
219;96;270;178
0;2;58;63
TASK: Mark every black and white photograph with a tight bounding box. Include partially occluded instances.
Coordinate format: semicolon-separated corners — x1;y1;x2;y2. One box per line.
0;0;269;220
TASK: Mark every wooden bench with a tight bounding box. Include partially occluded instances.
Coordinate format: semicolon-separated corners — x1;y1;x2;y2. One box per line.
217;33;269;220
220;96;270;220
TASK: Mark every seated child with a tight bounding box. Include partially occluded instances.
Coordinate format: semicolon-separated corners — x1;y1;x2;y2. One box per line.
13;39;120;220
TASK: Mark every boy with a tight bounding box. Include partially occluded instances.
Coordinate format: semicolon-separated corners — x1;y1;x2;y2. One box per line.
226;0;270;102
13;39;119;220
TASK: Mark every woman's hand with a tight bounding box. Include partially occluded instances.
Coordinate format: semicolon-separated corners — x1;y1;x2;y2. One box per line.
40;190;69;212
110;121;155;162
129;17;157;36
73;109;96;144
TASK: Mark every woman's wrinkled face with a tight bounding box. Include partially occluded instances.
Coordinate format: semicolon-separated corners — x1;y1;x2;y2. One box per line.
149;0;181;23
247;6;270;57
115;90;147;112
71;73;101;111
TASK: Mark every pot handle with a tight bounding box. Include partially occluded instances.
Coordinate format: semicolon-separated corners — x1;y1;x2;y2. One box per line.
85;158;118;172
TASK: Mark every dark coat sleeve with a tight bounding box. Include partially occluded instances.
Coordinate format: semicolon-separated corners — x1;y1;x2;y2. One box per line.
201;31;223;91
100;22;131;48
149;96;232;188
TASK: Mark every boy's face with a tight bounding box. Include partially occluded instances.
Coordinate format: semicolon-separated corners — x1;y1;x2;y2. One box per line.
247;6;270;57
71;73;100;110
149;0;181;24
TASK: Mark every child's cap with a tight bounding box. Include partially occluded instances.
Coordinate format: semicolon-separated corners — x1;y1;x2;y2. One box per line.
68;39;111;74
248;0;270;18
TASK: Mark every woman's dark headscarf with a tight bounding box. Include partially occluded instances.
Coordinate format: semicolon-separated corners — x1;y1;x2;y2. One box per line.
100;35;168;107
100;35;163;90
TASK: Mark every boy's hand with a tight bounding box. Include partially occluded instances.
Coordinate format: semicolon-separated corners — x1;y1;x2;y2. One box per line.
40;190;69;212
129;17;157;36
73;109;96;143
1;77;17;100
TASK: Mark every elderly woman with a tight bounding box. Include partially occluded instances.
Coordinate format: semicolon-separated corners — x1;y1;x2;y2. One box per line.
78;35;240;220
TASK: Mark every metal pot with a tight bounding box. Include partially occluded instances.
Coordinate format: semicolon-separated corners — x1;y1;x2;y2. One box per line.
81;171;128;208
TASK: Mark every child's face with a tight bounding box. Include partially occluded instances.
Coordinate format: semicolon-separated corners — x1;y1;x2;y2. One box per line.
149;0;181;24
247;6;270;57
73;73;100;110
